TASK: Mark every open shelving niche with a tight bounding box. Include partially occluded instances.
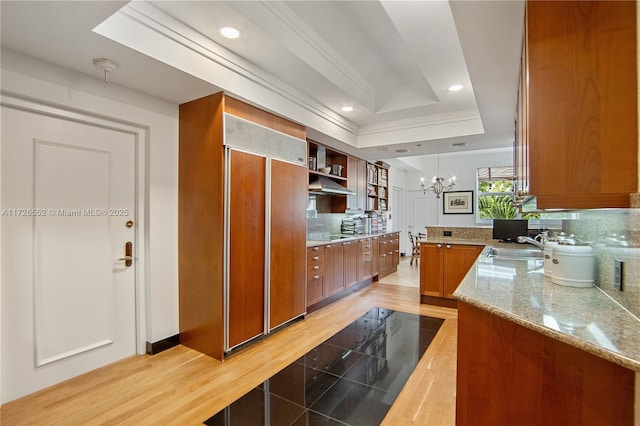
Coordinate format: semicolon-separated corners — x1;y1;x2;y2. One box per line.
308;139;390;214
307;140;349;213
367;162;389;212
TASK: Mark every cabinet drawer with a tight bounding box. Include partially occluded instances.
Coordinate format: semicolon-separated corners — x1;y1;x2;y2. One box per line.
308;263;324;275
307;253;325;265
307;246;325;256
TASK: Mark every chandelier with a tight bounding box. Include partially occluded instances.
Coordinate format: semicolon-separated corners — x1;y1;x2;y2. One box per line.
420;154;455;198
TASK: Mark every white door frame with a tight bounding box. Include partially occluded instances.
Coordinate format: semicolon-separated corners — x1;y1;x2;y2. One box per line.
1;91;148;355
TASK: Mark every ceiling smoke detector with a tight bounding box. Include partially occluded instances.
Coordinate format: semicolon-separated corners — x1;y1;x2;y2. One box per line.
93;58;118;83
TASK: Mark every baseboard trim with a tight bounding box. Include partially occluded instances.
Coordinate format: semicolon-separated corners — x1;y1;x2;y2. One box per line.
146;334;180;355
420;295;458;309
307;279;373;314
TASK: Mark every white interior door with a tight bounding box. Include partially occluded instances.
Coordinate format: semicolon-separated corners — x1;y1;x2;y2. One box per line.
1;106;137;402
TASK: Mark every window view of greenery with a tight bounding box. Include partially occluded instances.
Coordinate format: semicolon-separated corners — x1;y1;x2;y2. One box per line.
478;180;517;219
477;167;540;220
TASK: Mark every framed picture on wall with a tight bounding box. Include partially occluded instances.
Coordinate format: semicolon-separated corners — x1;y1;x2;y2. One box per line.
443;191;474;214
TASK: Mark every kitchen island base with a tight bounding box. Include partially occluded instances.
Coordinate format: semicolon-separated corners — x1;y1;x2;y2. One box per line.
456;301;635;425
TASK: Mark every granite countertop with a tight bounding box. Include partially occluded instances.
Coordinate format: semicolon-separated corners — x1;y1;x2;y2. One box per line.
306;231;398;248
454;245;640;372
419;238;488;246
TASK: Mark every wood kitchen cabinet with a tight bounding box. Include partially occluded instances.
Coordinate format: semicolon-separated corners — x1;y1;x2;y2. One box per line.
307;246;325;306
517;1;638;209
457;302;634;425
420;243;483;305
324;242;345;298
179;92;307;359
228;150;266;348
347;156;367;211
378;232;400;279
371;236;380;276
357;237;373;282
306;232;395;309
270;160;307;330
343;240;359;288
308;140;349;213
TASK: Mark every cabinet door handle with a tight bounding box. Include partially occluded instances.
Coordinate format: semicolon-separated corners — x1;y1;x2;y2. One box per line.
437;244;442;248
313;256;319;260
446;245;451;249
313;247;319;251
313;265;320;270
313;275;320;279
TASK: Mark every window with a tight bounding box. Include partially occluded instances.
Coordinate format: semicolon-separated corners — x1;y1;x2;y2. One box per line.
477;166;517;221
477;166;540;223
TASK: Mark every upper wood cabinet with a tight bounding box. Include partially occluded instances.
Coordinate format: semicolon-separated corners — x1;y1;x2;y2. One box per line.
519;0;638;209
347;156;367;211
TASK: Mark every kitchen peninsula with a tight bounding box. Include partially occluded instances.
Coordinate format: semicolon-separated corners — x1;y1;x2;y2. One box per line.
453;245;639;424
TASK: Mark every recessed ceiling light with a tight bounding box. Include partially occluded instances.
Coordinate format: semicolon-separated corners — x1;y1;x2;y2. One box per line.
220;26;241;39
448;84;464;92
453;142;467;147
395;149;409;153
341;106;354;112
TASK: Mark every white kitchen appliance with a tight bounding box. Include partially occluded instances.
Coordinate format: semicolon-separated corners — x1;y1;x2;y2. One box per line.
551;242;595;287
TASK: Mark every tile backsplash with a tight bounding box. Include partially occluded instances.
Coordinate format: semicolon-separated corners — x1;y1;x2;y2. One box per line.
564;209;640;318
424;226;492;241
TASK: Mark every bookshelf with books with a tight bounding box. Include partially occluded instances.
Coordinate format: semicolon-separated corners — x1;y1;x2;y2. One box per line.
366;161;389;211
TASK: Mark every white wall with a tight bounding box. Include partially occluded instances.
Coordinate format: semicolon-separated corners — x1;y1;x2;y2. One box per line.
388;166;408;254
401;148;513;231
1;50;179;343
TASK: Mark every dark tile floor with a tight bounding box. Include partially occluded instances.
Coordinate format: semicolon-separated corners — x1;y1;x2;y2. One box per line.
205;308;444;426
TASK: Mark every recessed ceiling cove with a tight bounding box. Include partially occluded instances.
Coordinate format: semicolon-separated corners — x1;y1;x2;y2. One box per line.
92;0;524;157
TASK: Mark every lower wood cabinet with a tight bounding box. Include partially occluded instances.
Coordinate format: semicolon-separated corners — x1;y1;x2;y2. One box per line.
420;243;483;301
457;302;635;425
371;236;380;276
306;232;397;308
378;232;400;279
324;243;345;297
358;238;372;282
343;240;358;288
306;246;325;306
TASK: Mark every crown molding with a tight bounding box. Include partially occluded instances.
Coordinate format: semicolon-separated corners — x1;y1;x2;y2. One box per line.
95;1;489;151
231;1;376;111
356;109;484;147
95;1;360;139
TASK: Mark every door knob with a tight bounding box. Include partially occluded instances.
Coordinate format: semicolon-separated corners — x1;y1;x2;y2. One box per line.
118;242;133;267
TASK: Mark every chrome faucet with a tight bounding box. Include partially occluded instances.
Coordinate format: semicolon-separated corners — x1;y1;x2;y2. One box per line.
517;231;547;249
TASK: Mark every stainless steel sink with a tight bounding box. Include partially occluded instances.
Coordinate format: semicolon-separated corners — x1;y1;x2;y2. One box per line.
485;247;544;260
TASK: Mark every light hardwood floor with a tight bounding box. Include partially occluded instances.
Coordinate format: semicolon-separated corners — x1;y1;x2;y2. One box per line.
1;259;457;425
